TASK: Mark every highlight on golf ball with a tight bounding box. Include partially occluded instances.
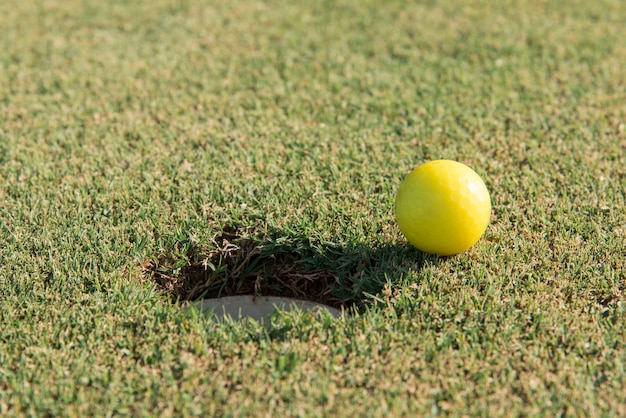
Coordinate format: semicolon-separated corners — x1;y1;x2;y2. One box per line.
395;160;491;256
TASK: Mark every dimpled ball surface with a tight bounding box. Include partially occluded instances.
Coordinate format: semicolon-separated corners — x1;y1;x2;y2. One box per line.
395;160;491;256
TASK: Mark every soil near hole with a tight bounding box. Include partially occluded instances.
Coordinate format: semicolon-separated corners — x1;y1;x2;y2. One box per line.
143;229;351;310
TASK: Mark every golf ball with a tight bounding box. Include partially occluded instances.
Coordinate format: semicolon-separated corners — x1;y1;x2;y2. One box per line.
395;160;491;256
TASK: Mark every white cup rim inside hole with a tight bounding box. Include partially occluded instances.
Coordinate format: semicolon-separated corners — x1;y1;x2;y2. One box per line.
189;295;345;322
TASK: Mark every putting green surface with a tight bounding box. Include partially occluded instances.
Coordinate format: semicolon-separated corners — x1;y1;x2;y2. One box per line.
1;0;625;416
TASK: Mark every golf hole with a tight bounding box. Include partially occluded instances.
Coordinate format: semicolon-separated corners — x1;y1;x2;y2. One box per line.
142;227;355;321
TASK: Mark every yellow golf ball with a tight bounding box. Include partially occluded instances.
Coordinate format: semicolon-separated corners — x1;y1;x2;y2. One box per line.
395;160;491;256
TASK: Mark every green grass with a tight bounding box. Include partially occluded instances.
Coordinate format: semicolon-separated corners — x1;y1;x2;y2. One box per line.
1;0;625;415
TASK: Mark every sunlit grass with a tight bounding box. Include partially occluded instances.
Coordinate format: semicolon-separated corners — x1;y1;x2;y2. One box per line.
1;0;625;415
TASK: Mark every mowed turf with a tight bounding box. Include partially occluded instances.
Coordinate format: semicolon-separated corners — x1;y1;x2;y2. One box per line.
1;0;625;416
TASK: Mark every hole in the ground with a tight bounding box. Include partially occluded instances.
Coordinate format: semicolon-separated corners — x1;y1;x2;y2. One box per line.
142;226;431;311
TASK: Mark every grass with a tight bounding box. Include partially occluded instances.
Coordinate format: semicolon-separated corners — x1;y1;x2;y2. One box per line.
1;0;625;415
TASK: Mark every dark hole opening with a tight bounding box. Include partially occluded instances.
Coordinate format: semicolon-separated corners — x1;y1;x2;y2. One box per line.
143;226;428;311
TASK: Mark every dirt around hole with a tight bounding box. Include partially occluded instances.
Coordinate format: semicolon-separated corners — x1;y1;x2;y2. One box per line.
143;228;349;309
